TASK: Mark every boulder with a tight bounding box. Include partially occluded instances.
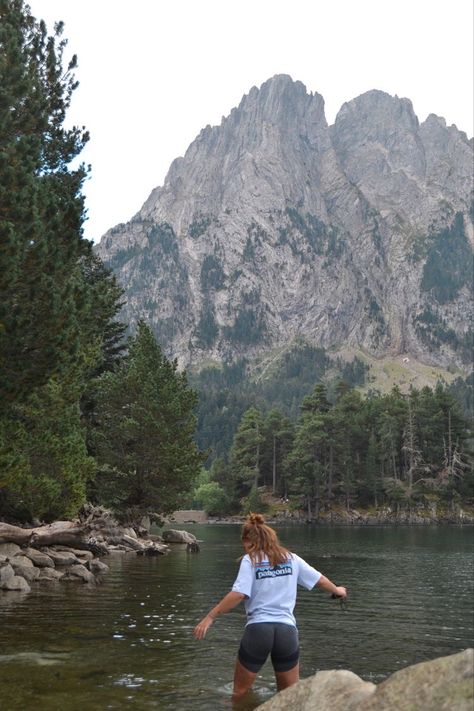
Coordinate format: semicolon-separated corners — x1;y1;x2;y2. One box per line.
362;648;474;711
162;529;197;544
64;564;95;584
37;568;64;581
54;546;93;561
11;564;40;583
43;548;80;566
257;669;375;711
121;534;145;551
0;542;21;558
123;527;138;539
257;649;474;711
87;559;109;575
3;575;31;593
11;554;34;567
0;563;15;588
23;548;54;568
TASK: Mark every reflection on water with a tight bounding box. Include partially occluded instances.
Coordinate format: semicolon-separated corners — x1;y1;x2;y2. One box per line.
0;525;472;710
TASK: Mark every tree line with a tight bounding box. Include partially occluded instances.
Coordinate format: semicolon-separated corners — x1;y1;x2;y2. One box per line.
193;382;472;517
0;1;202;523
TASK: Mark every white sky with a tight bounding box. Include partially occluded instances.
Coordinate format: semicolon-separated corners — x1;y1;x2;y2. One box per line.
27;0;474;243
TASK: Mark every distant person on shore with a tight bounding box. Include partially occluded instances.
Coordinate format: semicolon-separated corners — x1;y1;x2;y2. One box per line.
193;512;347;702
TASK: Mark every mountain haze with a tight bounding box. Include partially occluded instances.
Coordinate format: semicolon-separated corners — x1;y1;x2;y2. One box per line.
97;75;473;373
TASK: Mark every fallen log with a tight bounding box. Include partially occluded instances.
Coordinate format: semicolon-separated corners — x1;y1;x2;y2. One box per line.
0;521;106;554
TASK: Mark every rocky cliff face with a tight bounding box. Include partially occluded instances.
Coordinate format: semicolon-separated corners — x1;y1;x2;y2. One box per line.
96;75;473;369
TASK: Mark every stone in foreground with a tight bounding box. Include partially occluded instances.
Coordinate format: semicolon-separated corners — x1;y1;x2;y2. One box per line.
257;649;473;711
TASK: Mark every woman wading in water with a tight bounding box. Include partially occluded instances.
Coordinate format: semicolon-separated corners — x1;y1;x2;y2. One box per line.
193;513;347;702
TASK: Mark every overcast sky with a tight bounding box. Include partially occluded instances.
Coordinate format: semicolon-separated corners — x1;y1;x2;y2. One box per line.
28;0;473;243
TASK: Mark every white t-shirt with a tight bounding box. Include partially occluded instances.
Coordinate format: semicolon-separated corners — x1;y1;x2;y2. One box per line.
231;552;321;627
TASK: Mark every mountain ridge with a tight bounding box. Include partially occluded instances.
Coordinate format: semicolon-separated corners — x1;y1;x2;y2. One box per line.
96;75;473;372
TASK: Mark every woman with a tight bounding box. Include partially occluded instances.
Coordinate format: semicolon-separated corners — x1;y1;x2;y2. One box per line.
193;513;347;701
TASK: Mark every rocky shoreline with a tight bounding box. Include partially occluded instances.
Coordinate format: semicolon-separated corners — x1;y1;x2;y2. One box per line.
171;505;474;526
0;505;198;595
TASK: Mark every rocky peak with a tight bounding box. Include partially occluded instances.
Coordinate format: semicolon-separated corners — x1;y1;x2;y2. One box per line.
97;77;473;371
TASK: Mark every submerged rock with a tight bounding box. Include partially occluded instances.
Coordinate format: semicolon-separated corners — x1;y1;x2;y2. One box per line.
257;649;474;711
162;529;197;544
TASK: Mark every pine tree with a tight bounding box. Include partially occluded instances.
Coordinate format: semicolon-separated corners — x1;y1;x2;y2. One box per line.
229;407;264;498
92;322;203;514
0;0;90;403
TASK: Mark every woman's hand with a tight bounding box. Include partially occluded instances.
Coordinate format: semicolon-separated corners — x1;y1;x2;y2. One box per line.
193;614;214;640
334;585;347;598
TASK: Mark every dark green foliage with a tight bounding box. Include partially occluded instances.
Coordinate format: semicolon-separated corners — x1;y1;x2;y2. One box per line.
0;0;90;403
188;214;212;238
91;322;203;514
223;304;266;345
196;299;218;347
190;344;367;463
0;2;129;522
147;223;179;257
421;213;472;303
414;309;472;364
206;381;472;516
200;254;225;291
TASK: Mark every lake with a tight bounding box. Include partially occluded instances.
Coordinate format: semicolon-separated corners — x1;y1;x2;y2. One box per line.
0;525;472;710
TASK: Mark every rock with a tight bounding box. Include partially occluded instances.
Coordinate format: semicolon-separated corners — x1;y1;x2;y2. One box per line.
257;669;375;711
0;563;15;587
121;534;145;551
257;649;473;711
0;542;21;558
3;575;31;593
54;546;94;560
23;548;54;568
43;548;80;566
361;648;474;711
97;76;472;372
87;559;109;575
140;515;151;531
37;568;64;581
10;564;40;583
11;554;34;567
123;527;138;539
162;529;197;544
64;564;96;584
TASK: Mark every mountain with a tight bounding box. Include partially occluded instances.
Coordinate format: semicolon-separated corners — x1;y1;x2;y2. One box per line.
96;75;473;373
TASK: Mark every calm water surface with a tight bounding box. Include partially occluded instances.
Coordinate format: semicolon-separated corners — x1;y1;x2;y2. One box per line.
0;525;473;710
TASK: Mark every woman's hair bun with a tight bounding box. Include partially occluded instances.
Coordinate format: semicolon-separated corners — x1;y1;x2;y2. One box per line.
247;512;265;526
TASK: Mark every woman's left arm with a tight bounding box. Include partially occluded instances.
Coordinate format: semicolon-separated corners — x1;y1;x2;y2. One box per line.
193;591;246;639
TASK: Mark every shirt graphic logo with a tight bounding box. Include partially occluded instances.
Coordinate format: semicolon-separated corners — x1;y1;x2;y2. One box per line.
255;563;293;580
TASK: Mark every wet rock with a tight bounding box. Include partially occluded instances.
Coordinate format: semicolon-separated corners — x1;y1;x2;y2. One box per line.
162;529;197;544
3;575;31;593
87;559;109;575
64;564;96;584
11;564;40;583
0;563;15;587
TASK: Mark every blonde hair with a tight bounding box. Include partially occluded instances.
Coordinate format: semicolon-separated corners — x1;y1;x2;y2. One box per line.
241;513;290;566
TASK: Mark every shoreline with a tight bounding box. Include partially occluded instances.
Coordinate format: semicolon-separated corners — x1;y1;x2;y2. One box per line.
169;507;474;527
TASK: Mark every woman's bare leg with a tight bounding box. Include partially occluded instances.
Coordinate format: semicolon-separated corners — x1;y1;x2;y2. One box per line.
232;658;257;701
275;663;300;691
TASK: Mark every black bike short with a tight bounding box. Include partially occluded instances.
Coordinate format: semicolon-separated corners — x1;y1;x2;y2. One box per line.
238;622;299;673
